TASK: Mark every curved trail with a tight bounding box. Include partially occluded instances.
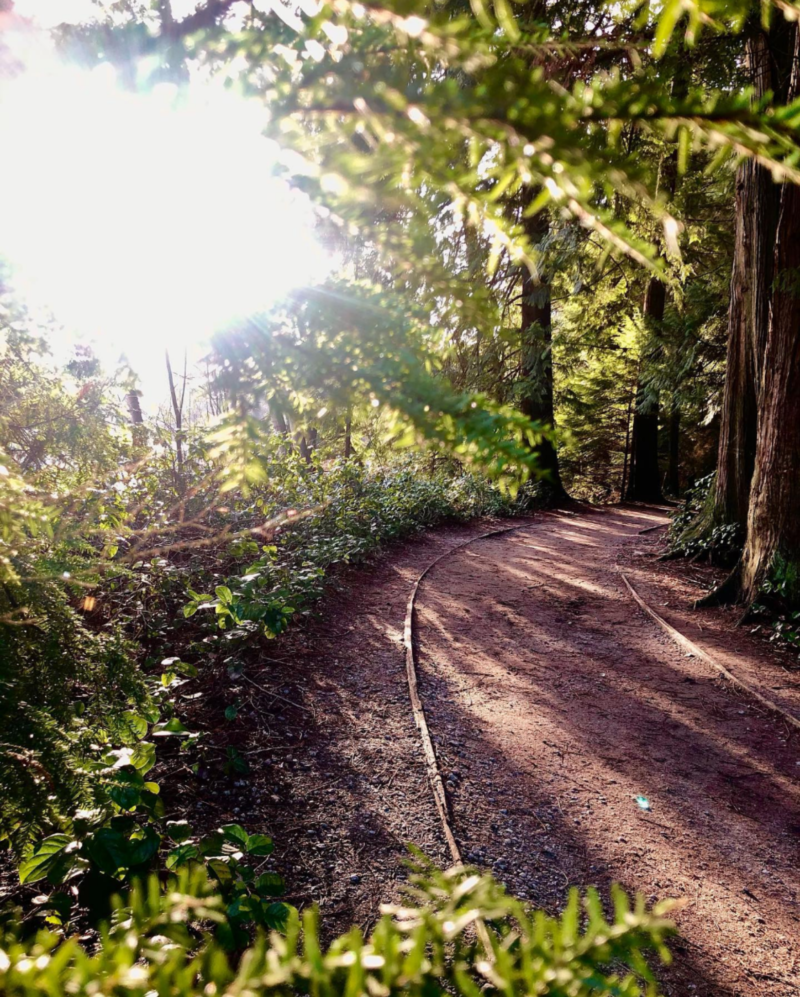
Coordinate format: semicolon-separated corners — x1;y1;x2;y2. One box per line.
410;507;799;997
218;506;799;997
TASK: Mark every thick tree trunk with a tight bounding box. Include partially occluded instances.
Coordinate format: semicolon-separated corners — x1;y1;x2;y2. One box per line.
738;90;800;601
519;209;566;502
711;27;789;531
625;276;666;503
706;24;800;608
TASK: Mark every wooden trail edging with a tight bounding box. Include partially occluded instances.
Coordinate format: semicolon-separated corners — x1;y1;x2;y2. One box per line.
403;523;527;864
403;509;579;869
403;518;560;958
620;572;800;733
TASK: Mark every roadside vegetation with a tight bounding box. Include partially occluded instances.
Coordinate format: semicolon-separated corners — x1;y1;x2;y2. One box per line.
3;0;800;993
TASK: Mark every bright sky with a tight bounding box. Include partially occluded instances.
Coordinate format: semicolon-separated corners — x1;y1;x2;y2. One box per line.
0;10;331;402
11;0;210;29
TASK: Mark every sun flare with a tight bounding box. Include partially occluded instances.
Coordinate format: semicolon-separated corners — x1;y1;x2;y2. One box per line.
0;39;330;384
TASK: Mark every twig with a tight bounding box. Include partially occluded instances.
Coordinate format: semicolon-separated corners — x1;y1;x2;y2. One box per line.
241;673;313;714
638;522;669;535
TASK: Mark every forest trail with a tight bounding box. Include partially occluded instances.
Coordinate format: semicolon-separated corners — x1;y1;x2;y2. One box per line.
413;507;799;996
208;507;799;997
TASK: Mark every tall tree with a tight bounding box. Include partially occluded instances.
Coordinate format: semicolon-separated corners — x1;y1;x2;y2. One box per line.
624;275;667;503
518;208;566;502
708;21;794;533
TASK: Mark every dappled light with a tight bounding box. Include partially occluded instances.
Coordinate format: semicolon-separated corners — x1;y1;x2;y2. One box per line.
3;2;800;996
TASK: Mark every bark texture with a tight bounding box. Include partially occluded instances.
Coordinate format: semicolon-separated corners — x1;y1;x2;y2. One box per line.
666;403;680;497
711;27;791;530
519;209;565;502
625;276;666;503
705;24;800;608
739;66;800;603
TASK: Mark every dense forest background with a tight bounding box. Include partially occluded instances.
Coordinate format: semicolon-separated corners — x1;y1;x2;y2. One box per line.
2;0;800;993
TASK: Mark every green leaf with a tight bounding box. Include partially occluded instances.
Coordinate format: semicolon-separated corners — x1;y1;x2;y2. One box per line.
207;858;234;886
126;826;161;866
166;843;199;869
108;783;141;810
84;828;129;876
121;711;148;741
255;871;284;896
130;741;157;775
153;717;190;736
215;585;233;604
19;834;74;885
224;704;239;721
246;834;274;857
221;824;249;848
264;901;292;931
183;603;198;618
167;820;193;842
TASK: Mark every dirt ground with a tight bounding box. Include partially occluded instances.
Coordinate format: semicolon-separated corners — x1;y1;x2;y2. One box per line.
170;505;800;995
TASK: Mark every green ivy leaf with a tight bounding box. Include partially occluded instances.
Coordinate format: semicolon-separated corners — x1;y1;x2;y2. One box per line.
254;871;284;896
246;834;274;857
221;824;249;848
19;834;74;885
130;741;157;775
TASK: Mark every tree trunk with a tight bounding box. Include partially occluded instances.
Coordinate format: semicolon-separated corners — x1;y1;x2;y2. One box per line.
125;391;143;425
344;410;353;459
620;381;635;499
710;26;790;531
624;276;666;503
518;208;566;502
707;24;800;607
666;402;680;497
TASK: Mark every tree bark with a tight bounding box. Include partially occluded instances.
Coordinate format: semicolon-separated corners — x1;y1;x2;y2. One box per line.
620;381;635;499
666;402;680;497
518;208;566;502
344;410;353;459
738;34;800;604
706;24;800;607
710;26;791;531
624;276;666;503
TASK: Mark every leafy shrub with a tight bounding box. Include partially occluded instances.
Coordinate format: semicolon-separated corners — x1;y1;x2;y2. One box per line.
184;457;517;641
667;474;743;563
0;858;675;997
0;558;146;855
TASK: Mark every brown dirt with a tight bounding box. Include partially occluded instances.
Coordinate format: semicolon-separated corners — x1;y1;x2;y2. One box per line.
168;506;800;995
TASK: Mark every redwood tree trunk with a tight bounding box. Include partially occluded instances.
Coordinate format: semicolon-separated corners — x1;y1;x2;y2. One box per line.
519;209;565;502
714;24;800;607
711;27;790;530
624;276;665;503
738;44;800;603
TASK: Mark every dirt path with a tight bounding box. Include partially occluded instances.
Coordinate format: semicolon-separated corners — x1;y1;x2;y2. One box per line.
178;506;799;995
415;506;799;996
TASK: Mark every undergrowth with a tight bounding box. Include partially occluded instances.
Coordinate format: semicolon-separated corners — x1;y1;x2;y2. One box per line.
2;451;519;933
667;474;742;563
0;858;676;997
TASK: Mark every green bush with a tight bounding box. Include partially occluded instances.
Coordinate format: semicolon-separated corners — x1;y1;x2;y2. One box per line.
667;474;743;563
0;557;145;855
184;456;517;641
0;859;675;997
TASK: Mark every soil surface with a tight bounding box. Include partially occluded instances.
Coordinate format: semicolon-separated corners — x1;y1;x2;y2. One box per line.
170;505;800;995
